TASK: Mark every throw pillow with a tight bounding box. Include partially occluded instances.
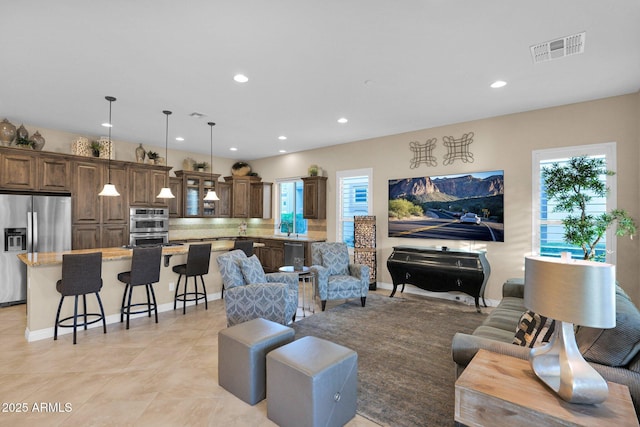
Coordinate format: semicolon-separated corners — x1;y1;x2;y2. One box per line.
319;244;350;276
240;255;268;284
576;284;640;367
219;255;245;289
513;310;556;348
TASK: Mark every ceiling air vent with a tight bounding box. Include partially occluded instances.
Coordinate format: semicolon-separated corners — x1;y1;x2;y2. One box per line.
530;32;585;64
189;112;206;119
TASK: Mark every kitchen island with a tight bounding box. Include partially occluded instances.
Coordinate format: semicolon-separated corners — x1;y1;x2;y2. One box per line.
17;241;248;342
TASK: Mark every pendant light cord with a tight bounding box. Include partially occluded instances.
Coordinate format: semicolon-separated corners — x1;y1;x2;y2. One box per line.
163;110;172;182
106;96;116;183
209;122;216;182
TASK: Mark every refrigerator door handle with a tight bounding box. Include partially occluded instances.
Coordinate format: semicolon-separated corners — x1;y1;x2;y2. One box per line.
33;212;38;252
27;211;33;253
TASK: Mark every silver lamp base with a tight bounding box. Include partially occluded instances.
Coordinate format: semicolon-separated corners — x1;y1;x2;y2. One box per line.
530;321;609;404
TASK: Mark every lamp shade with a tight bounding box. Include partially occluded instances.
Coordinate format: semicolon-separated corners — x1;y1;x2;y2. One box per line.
524;256;616;328
203;189;219;201
156;187;175;199
98;183;120;197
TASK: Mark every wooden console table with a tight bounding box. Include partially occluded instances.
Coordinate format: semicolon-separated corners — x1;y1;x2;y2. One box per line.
455;349;638;426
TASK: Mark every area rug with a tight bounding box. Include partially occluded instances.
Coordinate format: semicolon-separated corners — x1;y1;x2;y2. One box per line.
292;293;486;427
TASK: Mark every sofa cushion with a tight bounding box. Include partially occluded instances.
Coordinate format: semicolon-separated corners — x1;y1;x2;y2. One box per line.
576;285;640;367
240;255;268;284
513;310;555;348
219;255;246;290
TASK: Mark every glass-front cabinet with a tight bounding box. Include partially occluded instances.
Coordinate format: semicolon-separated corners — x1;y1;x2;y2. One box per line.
175;170;221;218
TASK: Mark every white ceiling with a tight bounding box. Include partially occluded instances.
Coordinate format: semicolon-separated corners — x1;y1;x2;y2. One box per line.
1;1;639;160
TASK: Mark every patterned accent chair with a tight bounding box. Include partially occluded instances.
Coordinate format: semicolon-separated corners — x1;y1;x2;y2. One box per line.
310;242;369;311
216;250;299;327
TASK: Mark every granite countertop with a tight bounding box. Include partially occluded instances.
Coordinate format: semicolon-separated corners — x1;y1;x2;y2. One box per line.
172;235;326;243
17;240;239;267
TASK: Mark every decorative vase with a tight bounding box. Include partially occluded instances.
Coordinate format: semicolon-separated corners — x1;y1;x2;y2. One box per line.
31;131;45;151
0;118;16;146
135;143;146;163
16;124;28;141
183;158;194;171
231;162;251;176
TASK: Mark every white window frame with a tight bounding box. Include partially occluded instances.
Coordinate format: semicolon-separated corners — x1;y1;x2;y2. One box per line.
532;142;617;263
275;177;307;236
336;168;373;247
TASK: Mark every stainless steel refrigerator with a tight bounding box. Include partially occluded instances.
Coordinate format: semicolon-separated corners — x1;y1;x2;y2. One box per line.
0;193;71;306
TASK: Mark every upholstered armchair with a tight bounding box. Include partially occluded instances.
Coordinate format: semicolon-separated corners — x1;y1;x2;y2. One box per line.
216;250;298;326
310;242;369;311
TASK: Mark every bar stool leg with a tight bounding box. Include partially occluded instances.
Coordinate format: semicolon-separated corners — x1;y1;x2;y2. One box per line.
120;283;129;324
174;274;183;311
200;275;208;310
73;295;79;345
54;297;64;341
149;284;158;323
126;284;134;329
145;284;152;318
82;294;88;330
96;293;107;334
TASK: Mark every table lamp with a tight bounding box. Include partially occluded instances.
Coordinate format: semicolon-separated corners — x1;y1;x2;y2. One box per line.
524;255;616;404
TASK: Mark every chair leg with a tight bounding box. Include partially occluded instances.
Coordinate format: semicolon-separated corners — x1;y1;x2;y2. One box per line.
126;284;134;329
82;294;88;330
193;276;199;307
200;275;208;310
149;284;158;324
54;296;64;341
221;283;225;299
174;274;183;311
96;292;107;334
120;283;129;324
145;284;152;318
73;295;79;345
321;300;327;311
361;296;366;307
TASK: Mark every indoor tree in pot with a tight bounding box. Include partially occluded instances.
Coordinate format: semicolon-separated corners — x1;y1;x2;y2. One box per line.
542;155;636;260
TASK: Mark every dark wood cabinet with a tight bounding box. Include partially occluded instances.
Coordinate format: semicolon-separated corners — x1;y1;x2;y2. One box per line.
101;224;128;248
174;170;221;217
71;224;100;250
38;155;70;192
224;175;263;218
216;181;231;218
250;182;272;218
302;176;327;219
72;160;103;224
129;164;170;207
256;238;285;273
102;164;128;223
0;150;36;190
168;177;183;217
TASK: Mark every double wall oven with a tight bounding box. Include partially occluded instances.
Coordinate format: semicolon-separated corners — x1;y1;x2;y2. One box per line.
129;207;169;247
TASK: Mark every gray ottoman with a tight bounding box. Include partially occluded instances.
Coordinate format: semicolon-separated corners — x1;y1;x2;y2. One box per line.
218;317;295;405
266;336;357;427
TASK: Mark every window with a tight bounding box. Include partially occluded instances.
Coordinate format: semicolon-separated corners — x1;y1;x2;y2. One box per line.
337;168;373;247
532;142;617;263
276;178;307;235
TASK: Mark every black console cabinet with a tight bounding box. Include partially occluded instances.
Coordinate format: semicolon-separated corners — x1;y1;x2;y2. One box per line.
386;245;490;312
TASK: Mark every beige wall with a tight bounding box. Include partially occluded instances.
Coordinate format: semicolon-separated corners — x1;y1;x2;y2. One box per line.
252;93;640;304
17;93;640;304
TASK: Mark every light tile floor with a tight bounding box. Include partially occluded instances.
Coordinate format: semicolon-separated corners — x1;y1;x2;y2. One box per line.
0;286;382;427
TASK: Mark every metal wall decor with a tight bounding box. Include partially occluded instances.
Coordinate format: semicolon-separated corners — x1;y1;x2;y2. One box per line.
443;131;474;165
409;138;437;168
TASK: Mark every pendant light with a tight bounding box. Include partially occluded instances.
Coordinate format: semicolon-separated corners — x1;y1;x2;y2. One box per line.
203;121;219;201
98;96;120;197
156;110;175;199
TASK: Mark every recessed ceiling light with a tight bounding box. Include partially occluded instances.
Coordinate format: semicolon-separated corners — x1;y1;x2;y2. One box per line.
279;149;287;153
230;147;238;151
101;122;112;128
490;80;507;88
337;117;348;124
278;135;287;140
175;137;184;141
234;74;249;83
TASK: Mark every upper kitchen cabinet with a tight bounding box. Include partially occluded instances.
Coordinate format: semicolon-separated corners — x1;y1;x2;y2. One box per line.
38;154;70;192
72;160;103;224
224;175;262;218
174;170;221;218
302;176;327;219
250;182;272;219
215;181;231;218
168;177;183;218
129;163;171;208
0;149;36;190
102;163;128;224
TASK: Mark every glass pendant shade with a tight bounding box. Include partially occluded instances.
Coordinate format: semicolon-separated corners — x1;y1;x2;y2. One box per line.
157;110;175;199
203;189;219;201
99;183;120;197
99;96;120;197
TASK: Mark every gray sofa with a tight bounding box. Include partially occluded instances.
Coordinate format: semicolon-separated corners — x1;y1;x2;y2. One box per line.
452;278;640;417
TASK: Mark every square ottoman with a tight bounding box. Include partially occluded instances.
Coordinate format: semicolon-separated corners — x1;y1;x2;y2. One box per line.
266;336;358;427
218;317;295;405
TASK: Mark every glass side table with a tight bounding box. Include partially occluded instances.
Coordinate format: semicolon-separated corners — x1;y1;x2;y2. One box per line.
278;265;315;317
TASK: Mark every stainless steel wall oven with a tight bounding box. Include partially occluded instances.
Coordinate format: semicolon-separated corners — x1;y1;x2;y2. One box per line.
129;207;169;247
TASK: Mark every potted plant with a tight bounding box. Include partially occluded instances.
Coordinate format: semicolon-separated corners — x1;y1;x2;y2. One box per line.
542;155;636;260
15;137;34;149
90;141;102;157
146;151;159;163
194;161;208;172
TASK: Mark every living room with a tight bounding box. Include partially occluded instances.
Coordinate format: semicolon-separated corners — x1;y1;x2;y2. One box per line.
1;2;640;426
